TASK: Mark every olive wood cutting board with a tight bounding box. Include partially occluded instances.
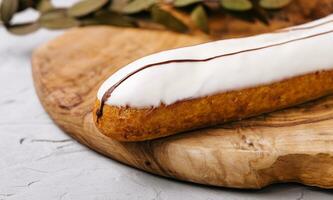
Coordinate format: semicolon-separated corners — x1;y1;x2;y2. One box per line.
32;26;333;189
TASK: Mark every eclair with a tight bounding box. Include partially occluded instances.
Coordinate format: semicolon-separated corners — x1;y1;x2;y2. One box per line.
94;14;333;141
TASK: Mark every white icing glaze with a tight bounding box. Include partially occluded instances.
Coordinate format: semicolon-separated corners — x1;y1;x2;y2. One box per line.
98;14;333;108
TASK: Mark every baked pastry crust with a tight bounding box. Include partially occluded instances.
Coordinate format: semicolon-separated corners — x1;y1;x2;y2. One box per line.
94;70;333;141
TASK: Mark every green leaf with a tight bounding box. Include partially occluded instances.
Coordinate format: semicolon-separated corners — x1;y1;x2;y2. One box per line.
109;0;130;13
39;9;66;21
191;5;208;33
220;0;253;11
174;0;202;7
122;0;155;14
83;11;137;27
0;0;19;23
151;5;188;32
67;0;109;17
39;9;80;29
6;22;40;35
35;0;53;13
259;0;292;9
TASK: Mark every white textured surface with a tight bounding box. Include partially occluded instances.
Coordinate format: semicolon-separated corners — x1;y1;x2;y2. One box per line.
1;8;333;200
98;14;333;108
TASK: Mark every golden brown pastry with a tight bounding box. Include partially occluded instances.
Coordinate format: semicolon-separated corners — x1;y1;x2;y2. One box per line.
94;14;333;141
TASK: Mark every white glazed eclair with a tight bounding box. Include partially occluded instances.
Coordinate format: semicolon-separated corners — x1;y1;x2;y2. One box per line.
94;14;333;141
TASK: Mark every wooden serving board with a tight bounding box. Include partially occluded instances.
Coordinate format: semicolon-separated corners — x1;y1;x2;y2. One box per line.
32;26;333;189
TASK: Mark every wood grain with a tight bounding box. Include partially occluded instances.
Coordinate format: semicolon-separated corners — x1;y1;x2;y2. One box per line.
32;26;333;189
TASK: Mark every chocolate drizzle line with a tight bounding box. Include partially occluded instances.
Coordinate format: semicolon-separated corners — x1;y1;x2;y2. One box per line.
96;28;333;120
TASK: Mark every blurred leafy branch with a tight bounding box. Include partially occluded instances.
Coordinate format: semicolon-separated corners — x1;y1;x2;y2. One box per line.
0;0;292;35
